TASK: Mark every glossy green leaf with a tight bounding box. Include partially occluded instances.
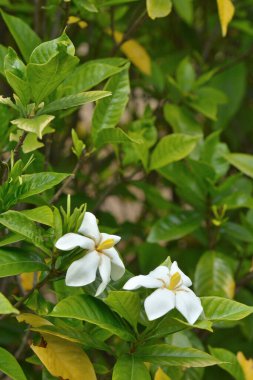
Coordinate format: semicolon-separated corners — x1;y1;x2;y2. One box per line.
38;91;111;115
201;296;253;321
112;355;151;380
188;87;227;120
50;295;134;341
4;47;30;105
105;291;141;330
0;212;48;253
194;251;235;299
164;104;201;135
0;347;27;380
150;134;200;170
1;11;41;62
95;127;142;147
58;59;126;95
19;172;70;199
12;115;54;139
225;153;253;178
72;129;85;158
92;67;130;138
21;206;54;227
0;292;19;314
0;44;8;75
209;347;244;380
146;0;172;20
148;211;201;243
135;344;220;367
0;248;48;277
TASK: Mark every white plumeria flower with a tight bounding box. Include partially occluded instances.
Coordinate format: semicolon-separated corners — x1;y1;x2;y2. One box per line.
123;262;203;324
55;212;125;296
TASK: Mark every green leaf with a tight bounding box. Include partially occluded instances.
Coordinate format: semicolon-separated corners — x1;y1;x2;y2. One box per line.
92;67;130;139
164;104;201;135
148;211;201;243
58;59;126;95
21;206;54;227
38;91;111;115
172;0;193;25
194;251;235;299
188;87;227;120
176;57;196;93
0;44;8;75
26;34;78;104
0;347;27;380
50;294;135;341
0;211;48;253
4;47;30;105
12;115;55;139
95;127;142;148
201;296;253;321
135;344;220;367
72;129;85;159
0;248;48;277
112;356;151;380
150;134;200;170
0;233;24;248
0;292;19;314
19;172;70;199
146;0;172;20
105;291;141;330
1;11;41;62
209;347;245;380
225;153;253;178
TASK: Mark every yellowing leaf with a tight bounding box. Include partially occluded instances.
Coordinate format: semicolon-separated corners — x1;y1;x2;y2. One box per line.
155;367;172;380
67;16;88;29
17;313;53;327
217;0;235;37
147;0;172;20
237;352;253;380
31;334;97;380
112;30;151;75
19;272;41;291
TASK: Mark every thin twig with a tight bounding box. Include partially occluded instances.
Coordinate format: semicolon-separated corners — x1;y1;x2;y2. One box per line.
13;131;28;162
110;9;147;56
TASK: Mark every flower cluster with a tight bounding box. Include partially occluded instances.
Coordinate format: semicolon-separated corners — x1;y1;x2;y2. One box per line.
55;212;203;324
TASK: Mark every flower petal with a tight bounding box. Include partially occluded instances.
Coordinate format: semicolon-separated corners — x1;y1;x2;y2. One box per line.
55;233;95;251
65;251;99;287
100;232;121;246
95;255;111;296
78;212;100;244
170;261;192;287
103;247;125;281
144;288;175;321
123;274;163;290
149;266;169;280
175;287;203;325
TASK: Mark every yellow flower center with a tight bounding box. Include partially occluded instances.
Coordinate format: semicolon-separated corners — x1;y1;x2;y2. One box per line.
96;239;114;252
168;272;181;290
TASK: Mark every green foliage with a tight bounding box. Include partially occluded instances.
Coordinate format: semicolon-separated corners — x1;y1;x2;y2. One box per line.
0;1;253;379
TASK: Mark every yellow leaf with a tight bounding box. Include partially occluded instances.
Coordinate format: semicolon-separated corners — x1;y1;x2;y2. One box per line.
67;16;81;24
217;0;235;37
31;334;97;380
237;352;253;380
19;272;40;291
17;313;53;327
155;367;172;380
79;20;88;29
146;0;172;20
112;30;151;75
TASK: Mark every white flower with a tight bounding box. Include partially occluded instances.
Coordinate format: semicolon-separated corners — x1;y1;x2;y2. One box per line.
55;212;125;296
123;262;203;324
